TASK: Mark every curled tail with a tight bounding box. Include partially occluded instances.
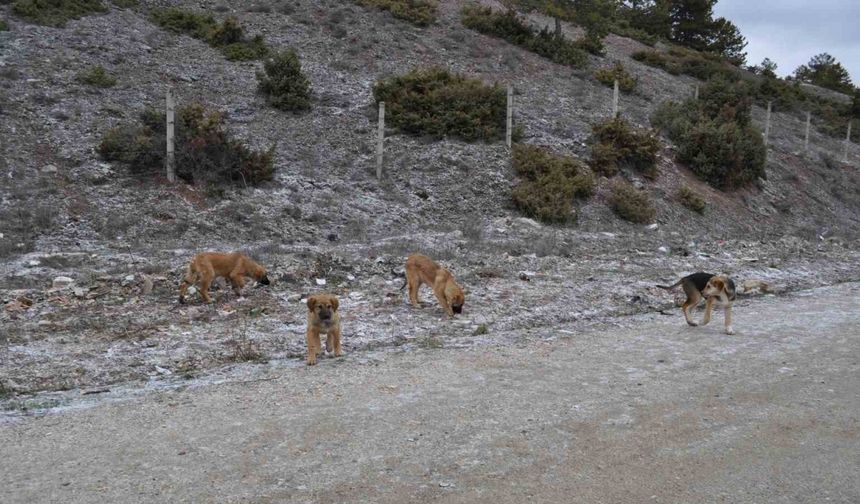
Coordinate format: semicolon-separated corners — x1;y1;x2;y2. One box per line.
656;279;683;290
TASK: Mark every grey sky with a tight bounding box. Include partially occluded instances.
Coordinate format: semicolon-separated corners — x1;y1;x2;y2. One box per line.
714;0;860;84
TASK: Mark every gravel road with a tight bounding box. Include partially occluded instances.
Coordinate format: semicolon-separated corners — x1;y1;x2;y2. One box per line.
2;283;858;503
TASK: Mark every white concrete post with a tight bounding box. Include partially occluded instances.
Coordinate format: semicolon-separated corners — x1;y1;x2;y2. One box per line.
612;79;619;116
506;85;513;149
804;111;811;152
376;101;385;180
764;101;772;147
844;121;852;163
165;89;175;183
693;84;699;100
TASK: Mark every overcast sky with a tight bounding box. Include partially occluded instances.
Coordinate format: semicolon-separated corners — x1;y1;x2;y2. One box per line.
714;0;860;83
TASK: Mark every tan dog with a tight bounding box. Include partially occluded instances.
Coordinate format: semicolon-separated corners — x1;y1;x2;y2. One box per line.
402;254;465;317
657;272;737;335
178;252;270;304
306;293;342;366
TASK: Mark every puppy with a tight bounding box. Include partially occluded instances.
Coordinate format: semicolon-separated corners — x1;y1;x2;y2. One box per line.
402;254;465;317
657;272;737;334
306;293;342;366
178;252;270;304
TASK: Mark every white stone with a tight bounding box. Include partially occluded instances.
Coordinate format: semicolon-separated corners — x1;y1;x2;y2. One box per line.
315;278;326;286
51;276;74;290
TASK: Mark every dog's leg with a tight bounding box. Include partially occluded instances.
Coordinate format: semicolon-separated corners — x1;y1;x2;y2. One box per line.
701;297;715;326
407;273;421;307
307;328;320;366
332;326;342;357
325;331;333;354
229;271;246;298
724;304;735;335
681;286;701;326
433;282;454;317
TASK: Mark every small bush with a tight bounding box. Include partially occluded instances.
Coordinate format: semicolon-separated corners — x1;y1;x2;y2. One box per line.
12;0;107;27
355;0;437;26
609;179;655;223
589;117;659;179
594;62;637;92
151;8;268;61
652;77;766;189
76;65;116;87
0;19;8;31
98;103;275;187
111;0;138;7
511;144;595;223
461;6;587;68
256;50;312;112
373;67;506;142
633;47;736;81
678;186;706;214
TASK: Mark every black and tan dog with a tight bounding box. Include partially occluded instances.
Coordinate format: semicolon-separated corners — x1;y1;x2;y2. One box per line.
178;252;270;304
402;254;465;317
657;272;737;335
306;293;342;366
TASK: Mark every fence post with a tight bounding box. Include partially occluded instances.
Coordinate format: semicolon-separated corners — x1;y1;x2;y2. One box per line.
844;121;852;163
165;88;175;183
693;84;699;100
612;79;619;116
763;101;772;147
376;101;385;180
506;85;513;149
804;111;811;152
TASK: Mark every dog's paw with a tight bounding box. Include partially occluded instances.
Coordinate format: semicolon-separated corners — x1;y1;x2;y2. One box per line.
725;327;735;335
307;357;317;366
686;321;699;327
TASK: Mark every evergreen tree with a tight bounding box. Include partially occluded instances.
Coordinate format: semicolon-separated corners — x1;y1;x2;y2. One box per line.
794;53;854;94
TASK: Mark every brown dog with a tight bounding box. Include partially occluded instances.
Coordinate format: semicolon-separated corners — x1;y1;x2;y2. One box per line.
657;272;737;334
402;254;465;317
306;293;342;366
178;252;270;304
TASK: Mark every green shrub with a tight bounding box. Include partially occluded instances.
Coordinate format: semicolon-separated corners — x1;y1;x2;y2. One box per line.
355;0;437;26
76;65;116;87
589;117;659;179
151;8;268;61
373;67;506;142
12;0;107;27
609;179;655;223
678;186;706;214
511;144;595;223
111;0;138;7
611;20;657;46
257;50;312;112
633;46;736;81
461;6;587;68
652;77;766;189
593;62;637;92
98;103;275;187
0;19;8;31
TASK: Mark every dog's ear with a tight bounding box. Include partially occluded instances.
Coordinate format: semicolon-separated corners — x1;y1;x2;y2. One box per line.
712;278;725;292
307;296;317;311
329;296;339;312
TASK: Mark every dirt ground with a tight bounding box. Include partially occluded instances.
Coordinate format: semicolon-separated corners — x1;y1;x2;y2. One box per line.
2;282;858;504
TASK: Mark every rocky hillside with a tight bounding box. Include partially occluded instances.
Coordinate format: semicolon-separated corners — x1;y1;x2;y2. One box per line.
1;0;859;403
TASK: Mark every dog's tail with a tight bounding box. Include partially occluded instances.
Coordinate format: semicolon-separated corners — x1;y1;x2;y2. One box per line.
656;279;683;290
398;279;407;291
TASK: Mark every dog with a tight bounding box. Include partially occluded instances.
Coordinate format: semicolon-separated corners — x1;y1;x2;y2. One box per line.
401;254;465;317
657;272;737;335
306;293;342;366
178;252;270;304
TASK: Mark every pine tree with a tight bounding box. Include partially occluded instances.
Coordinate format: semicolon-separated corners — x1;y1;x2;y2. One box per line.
794;53;854;94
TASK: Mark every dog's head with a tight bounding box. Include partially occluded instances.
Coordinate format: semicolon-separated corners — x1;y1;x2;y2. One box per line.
249;261;270;286
703;276;735;301
308;294;339;322
447;283;465;315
